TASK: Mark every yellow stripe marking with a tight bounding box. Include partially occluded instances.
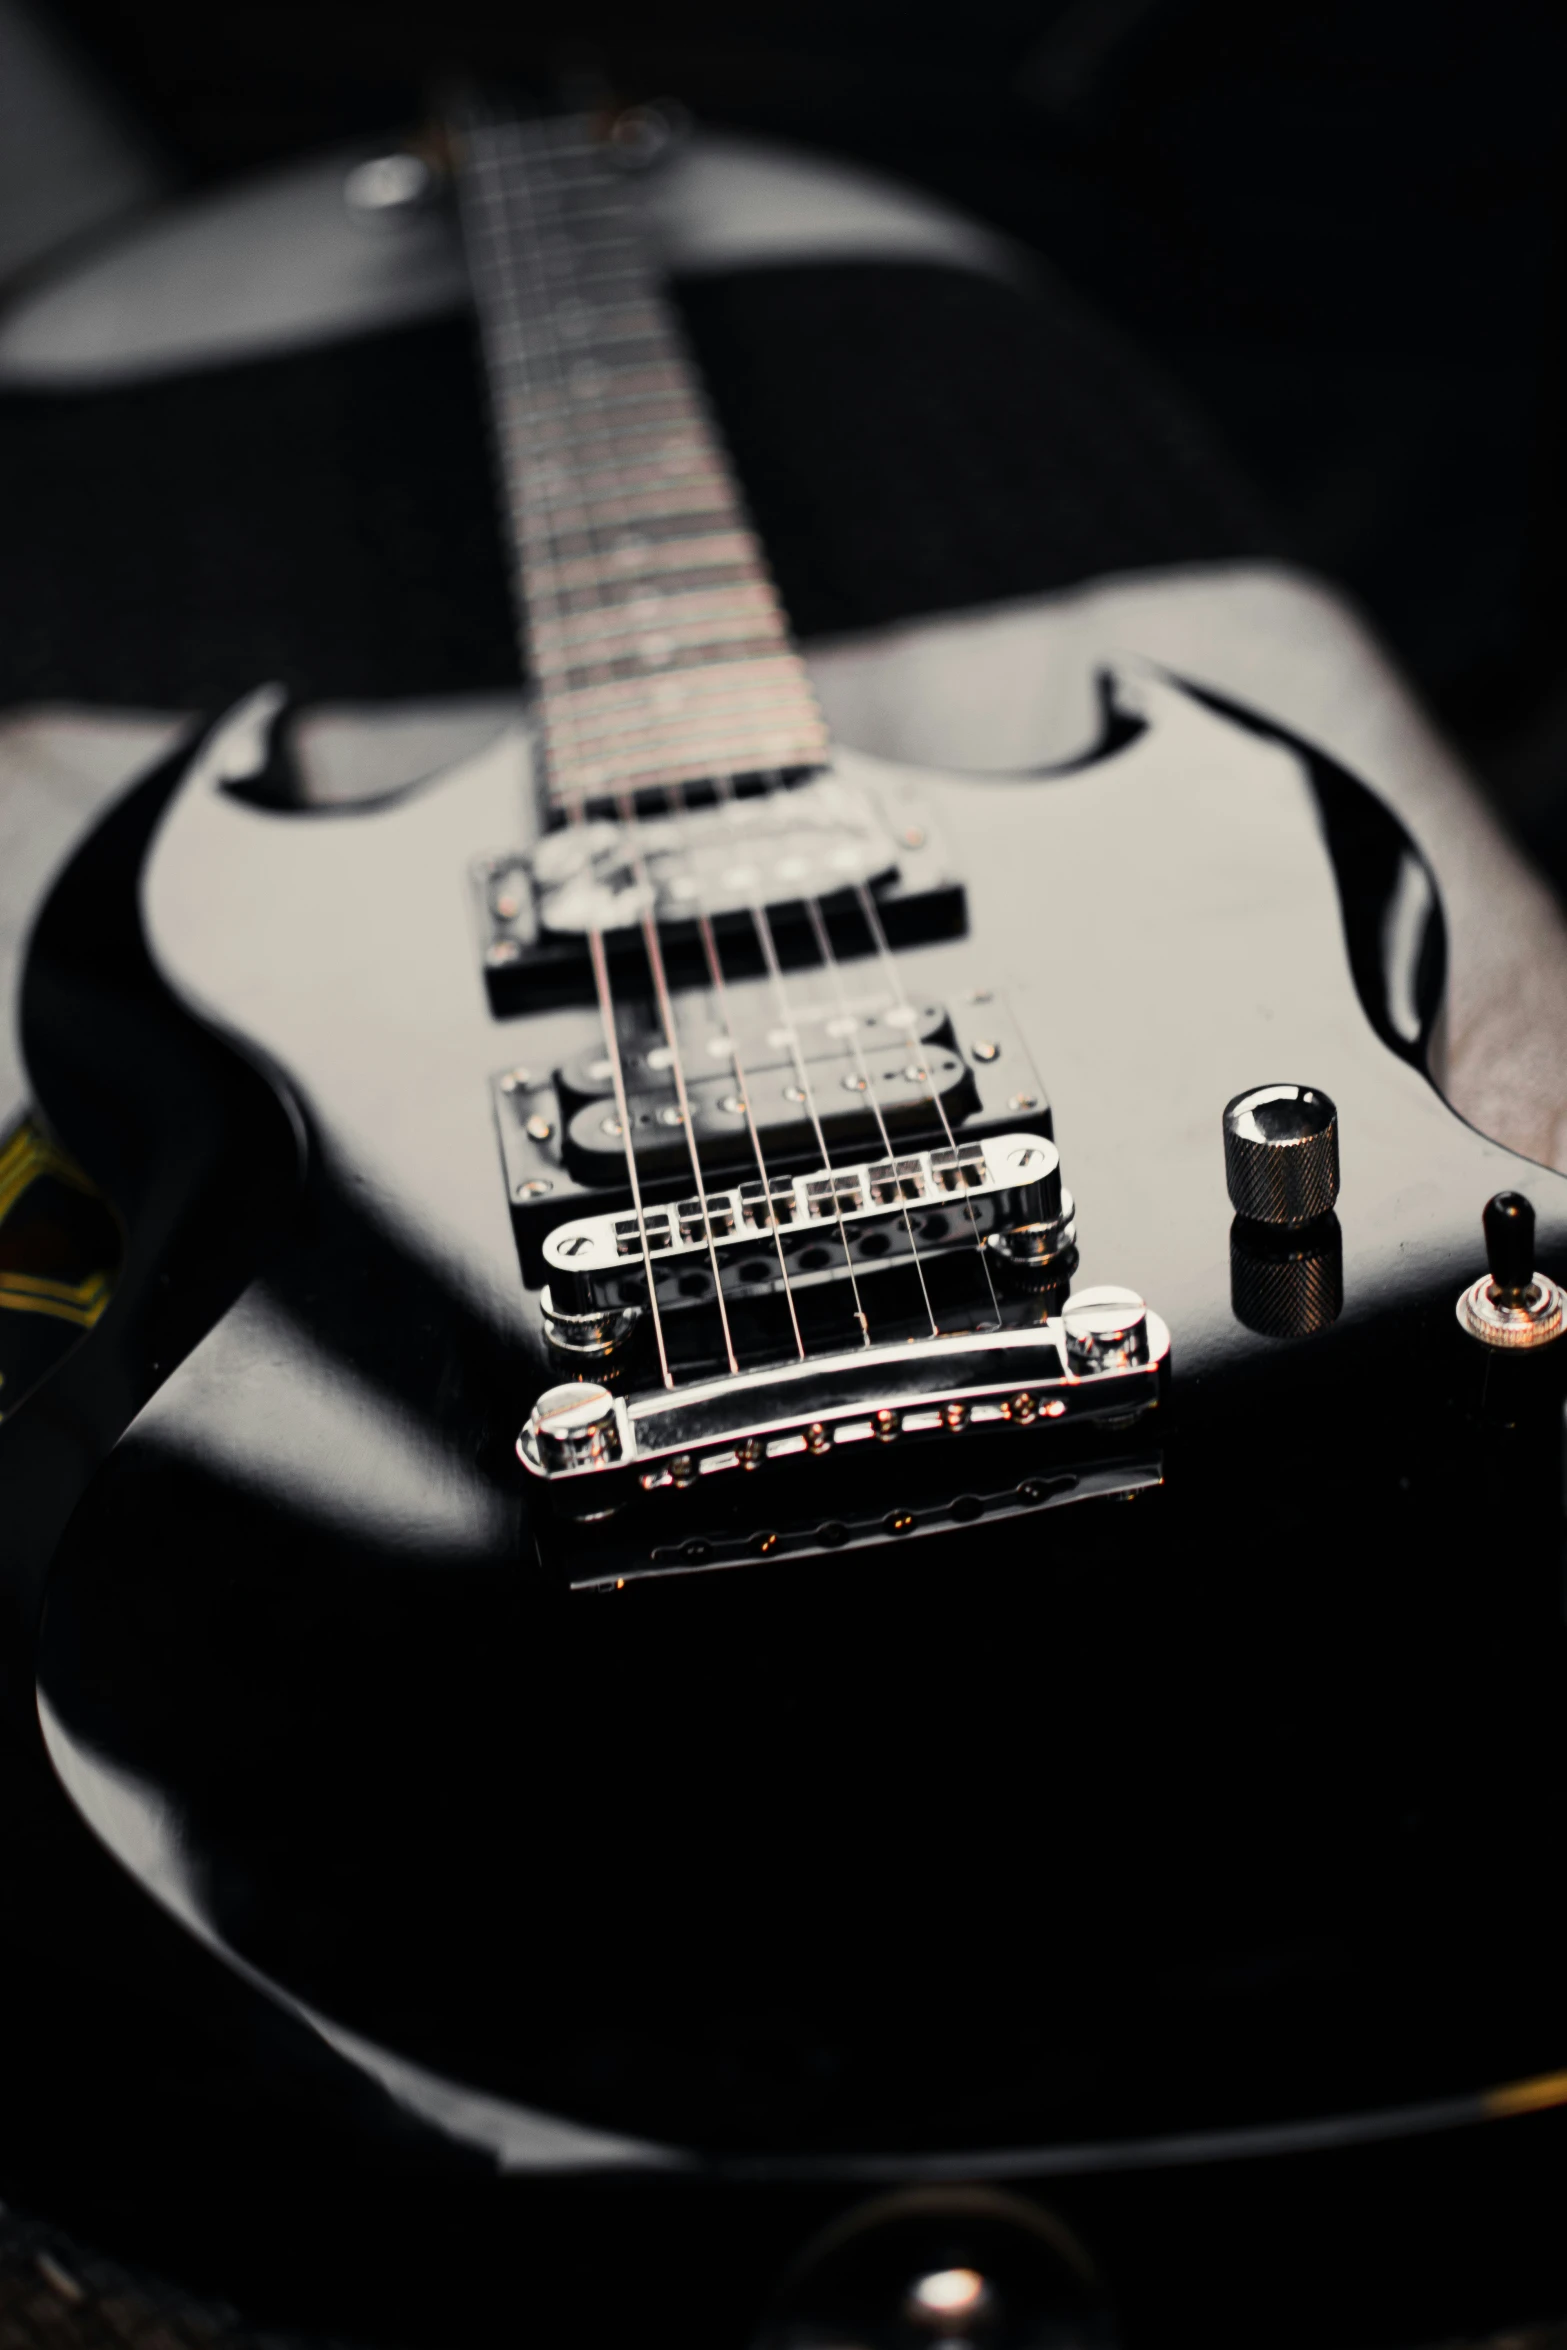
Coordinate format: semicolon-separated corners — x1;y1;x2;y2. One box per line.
1484;2069;1567;2119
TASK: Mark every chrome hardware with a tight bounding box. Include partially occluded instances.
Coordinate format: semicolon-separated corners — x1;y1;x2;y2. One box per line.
986;1186;1076;1275
1457;1191;1565;1349
527;1382;623;1472
540;1133;1062;1314
525;774;901;936
1223;1084;1340;1226
540;1285;641;1362
517;1312;1171;1487
343;152;436;220
1060;1285;1149;1374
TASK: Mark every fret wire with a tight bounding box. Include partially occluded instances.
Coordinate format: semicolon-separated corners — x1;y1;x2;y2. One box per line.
467;128;678;1388
460;112;827;808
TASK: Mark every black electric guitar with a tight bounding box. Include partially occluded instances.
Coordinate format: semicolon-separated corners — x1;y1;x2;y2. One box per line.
19;106;1567;2246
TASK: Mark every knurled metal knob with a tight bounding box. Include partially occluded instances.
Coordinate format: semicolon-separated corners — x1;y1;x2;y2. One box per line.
1229;1214;1343;1338
1222;1084;1339;1227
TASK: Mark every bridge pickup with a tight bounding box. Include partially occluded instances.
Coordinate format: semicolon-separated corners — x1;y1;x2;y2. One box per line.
556;997;952;1114
542;1132;1064;1315
493;979;1051;1289
562;1045;978;1184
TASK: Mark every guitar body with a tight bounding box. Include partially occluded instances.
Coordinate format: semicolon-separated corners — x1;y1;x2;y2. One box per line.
14;103;1567;2348
31;665;1567;2177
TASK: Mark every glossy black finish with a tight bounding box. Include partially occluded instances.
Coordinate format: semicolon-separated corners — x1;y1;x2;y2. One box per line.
0;733;301;1716
1229;1212;1343;1339
1485;1190;1536;1295
23;672;1567;2187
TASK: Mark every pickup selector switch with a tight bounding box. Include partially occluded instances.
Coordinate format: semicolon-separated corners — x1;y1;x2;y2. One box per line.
1457;1190;1566;1348
1223;1084;1339;1226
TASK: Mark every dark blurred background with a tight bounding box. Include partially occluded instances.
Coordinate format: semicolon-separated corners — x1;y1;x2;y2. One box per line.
27;0;1567;868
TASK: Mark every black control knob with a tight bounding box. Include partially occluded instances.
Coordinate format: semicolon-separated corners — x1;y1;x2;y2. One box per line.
1222;1084;1339;1227
1483;1190;1535;1301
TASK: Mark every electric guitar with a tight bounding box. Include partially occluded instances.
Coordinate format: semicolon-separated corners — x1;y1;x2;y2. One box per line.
17;106;1567;2269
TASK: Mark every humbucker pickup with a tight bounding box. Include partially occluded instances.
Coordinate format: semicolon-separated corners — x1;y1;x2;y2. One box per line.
477;769;966;1010
541;1132;1069;1314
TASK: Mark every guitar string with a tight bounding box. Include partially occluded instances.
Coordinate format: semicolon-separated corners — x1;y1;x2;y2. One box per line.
503;121;943;1346
562;128;956;1339
709;760;970;1337
500;117;757;1383
667;781;808;1361
523;125;751;1380
463;115;678;1384
494;117;955;1361
503;124;709;1382
594;146;962;1346
797;895;940;1338
537;116;952;1347
708;777;884;1350
716;783;991;1337
851;879;1005;1331
512;123;745;808
613;788;740;1375
510;120;870;1360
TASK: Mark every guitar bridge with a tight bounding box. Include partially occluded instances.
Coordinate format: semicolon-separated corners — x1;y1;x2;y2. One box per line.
517;1306;1170;1587
540;1133;1069;1318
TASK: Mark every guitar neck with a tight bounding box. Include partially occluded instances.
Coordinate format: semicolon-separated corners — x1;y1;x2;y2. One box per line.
455;113;829;814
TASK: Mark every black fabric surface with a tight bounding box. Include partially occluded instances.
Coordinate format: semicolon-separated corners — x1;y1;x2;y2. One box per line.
0;260;1275;711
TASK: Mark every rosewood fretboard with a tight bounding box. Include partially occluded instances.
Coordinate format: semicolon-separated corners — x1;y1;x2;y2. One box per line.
456;114;829;813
